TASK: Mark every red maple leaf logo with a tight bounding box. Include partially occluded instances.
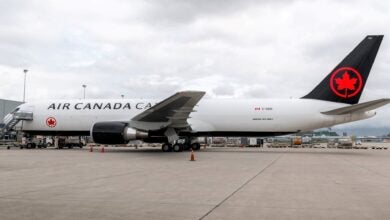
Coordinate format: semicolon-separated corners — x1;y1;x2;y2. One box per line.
330;67;363;99
47;119;55;126
46;117;57;127
335;71;357;91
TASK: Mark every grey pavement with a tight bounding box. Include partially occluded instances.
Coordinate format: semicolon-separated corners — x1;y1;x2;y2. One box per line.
1;146;390;220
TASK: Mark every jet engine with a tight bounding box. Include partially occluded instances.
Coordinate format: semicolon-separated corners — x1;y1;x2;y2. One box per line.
91;121;148;144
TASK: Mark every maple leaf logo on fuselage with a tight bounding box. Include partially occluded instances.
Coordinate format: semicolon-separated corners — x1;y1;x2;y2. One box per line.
46;117;57;128
329;67;363;99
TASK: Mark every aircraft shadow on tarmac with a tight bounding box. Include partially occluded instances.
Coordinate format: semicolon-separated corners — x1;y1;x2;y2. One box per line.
78;147;369;156
9;146;375;156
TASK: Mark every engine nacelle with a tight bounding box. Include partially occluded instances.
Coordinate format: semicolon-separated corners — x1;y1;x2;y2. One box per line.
91;121;148;144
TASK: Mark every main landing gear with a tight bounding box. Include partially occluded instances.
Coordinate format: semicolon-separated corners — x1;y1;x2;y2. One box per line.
162;143;172;152
161;142;201;152
190;142;201;151
161;143;183;152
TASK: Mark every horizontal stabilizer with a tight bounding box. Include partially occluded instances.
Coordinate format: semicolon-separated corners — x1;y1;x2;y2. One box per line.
322;98;390;115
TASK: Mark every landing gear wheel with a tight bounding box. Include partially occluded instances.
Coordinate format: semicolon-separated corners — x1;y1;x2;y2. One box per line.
173;144;183;152
162;143;172;152
191;143;201;151
182;144;190;151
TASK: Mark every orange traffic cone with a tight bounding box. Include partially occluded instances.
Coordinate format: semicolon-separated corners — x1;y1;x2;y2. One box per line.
89;146;93;152
190;149;196;161
100;146;105;153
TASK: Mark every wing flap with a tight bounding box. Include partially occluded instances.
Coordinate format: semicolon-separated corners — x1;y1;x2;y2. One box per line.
322;98;390;115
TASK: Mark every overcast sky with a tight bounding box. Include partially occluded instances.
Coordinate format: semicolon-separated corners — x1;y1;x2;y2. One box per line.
0;0;389;131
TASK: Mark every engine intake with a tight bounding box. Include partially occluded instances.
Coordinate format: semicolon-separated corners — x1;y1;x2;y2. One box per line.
91;122;148;144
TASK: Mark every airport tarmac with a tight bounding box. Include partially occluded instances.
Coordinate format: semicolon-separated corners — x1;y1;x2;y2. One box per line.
1;145;390;220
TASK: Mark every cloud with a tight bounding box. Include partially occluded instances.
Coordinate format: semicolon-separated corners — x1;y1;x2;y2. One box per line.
212;84;235;96
141;0;258;25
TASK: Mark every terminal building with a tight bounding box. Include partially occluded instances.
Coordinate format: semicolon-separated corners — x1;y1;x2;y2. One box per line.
0;99;23;123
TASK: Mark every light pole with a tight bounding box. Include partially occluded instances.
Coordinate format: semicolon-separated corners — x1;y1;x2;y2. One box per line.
82;84;87;99
23;69;28;102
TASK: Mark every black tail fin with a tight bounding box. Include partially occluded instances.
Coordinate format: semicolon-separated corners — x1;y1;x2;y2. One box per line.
302;35;383;104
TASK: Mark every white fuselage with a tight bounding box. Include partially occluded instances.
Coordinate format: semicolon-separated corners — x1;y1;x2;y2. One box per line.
16;98;375;136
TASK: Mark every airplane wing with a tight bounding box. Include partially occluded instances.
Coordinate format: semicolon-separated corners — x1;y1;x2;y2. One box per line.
321;98;390;115
129;91;206;131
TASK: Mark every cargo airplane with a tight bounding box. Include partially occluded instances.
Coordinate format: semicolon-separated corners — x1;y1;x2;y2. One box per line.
3;35;389;152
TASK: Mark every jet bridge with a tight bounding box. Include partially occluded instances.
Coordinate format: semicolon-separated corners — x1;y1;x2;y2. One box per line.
1;111;33;138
